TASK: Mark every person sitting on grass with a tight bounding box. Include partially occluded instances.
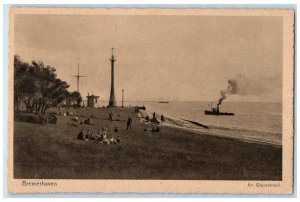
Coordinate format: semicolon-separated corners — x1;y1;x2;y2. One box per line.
110;136;117;144
116;136;121;143
102;137;110;144
96;129;103;141
88;117;93;124
77;129;85;140
151;126;160;133
85;130;91;140
114;126;119;132
90;131;95;140
101;129;110;144
103;129;107;139
84;117;93;125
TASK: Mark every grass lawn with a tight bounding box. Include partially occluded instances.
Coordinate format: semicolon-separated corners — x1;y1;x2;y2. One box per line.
14;107;282;180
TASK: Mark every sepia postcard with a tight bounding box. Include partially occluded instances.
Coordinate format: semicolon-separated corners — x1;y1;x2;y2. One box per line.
7;7;294;194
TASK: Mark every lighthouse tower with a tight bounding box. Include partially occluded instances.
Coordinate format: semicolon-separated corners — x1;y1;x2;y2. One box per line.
108;48;117;107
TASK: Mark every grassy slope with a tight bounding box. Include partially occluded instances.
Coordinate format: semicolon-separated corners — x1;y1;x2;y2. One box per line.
14;107;282;180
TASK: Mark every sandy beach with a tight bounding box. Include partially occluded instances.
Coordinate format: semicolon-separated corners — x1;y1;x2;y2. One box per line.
14;107;282;180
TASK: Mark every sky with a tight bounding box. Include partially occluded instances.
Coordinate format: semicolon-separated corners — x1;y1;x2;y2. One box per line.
14;14;283;103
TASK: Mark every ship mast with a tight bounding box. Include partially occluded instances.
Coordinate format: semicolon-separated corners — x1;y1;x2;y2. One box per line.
72;57;86;93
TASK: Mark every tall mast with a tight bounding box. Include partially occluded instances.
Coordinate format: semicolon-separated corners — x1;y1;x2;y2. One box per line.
72;56;86;93
77;57;80;92
122;89;124;108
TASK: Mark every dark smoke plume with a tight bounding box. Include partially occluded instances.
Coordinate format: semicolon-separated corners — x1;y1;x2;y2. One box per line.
217;79;239;107
217;74;281;107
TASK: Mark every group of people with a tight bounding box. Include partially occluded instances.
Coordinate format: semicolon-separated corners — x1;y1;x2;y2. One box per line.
74;111;135;146
77;128;121;144
71;115;93;125
147;112;165;124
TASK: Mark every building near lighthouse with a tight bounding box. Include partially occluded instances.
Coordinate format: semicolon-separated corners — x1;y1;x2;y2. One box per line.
86;93;99;108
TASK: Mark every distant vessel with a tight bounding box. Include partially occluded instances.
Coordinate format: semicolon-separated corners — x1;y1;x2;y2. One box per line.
205;110;235;116
204;102;235;116
158;101;169;104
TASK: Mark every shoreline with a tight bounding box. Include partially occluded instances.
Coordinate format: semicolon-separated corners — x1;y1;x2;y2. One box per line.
137;109;282;147
160;123;282;148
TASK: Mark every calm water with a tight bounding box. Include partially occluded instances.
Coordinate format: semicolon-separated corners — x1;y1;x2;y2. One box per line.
98;101;282;145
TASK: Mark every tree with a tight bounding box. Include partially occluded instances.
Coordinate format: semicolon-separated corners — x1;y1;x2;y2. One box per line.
14;55;70;114
32;61;70;114
66;91;82;108
14;55;38;112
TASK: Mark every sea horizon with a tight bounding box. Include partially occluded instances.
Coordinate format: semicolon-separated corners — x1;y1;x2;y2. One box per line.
95;100;283;104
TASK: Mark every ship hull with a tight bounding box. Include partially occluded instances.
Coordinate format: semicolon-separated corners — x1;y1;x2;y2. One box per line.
204;110;235;116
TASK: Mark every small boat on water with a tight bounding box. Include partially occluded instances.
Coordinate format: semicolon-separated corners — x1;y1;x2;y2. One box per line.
158;101;169;104
204;102;235;116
